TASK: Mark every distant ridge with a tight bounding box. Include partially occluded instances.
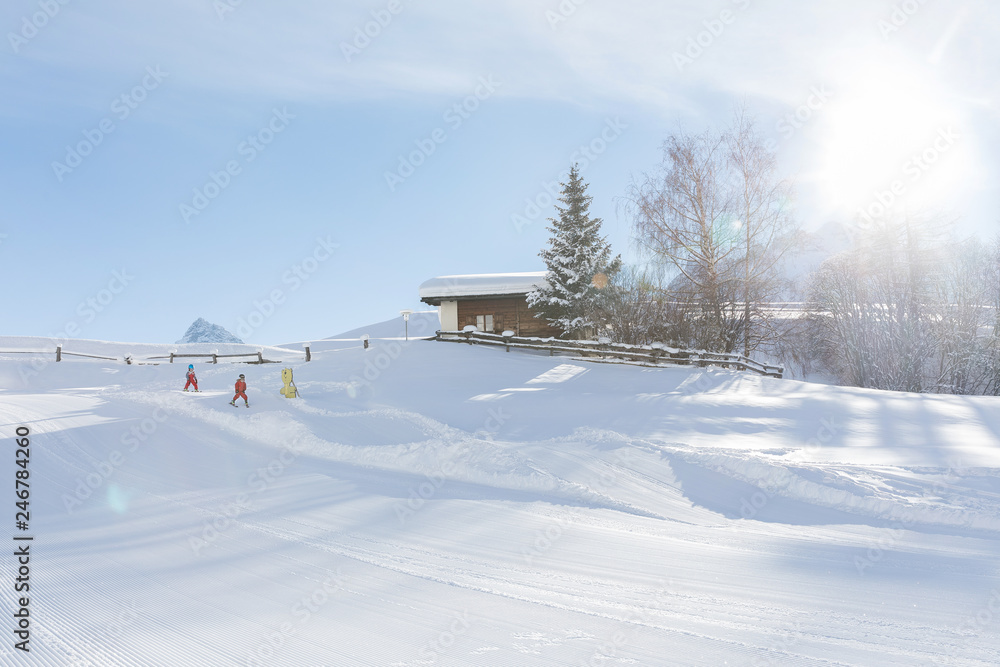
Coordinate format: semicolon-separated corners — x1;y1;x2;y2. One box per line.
329;311;439;339
176;318;244;344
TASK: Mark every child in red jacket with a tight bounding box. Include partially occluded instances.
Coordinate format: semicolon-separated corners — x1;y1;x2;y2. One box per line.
184;364;199;392
230;374;248;407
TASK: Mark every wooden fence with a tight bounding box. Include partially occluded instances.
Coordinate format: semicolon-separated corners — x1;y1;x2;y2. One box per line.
0;345;118;362
435;330;784;378
0;344;315;365
146;352;273;365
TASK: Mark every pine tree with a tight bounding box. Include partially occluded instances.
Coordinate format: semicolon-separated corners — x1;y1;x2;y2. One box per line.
528;165;621;338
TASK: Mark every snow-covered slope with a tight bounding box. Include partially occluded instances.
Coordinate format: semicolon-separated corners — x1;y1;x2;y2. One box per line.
176;317;244;344
328;310;440;340
0;336;998;665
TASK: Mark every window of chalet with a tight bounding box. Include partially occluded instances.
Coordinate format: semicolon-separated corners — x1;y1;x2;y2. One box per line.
465;313;503;333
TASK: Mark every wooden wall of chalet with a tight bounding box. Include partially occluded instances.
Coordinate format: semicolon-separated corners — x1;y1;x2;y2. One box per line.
456;297;562;338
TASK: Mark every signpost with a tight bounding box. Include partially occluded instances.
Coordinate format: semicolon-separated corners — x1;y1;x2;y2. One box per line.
400;309;413;341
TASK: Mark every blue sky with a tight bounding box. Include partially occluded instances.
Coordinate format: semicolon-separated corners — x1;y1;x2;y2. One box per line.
1;0;997;344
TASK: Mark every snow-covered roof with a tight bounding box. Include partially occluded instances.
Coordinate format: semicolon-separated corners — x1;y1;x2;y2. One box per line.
419;272;548;302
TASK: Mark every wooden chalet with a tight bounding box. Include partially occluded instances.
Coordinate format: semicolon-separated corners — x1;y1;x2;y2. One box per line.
419;272;562;337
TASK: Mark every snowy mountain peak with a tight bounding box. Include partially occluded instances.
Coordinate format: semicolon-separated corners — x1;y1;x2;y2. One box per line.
176;318;244;344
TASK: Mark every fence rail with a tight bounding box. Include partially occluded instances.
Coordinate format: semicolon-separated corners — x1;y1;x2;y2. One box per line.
145;352;278;364
0;345;316;365
61;351;119;361
0;346;118;362
434;330;783;378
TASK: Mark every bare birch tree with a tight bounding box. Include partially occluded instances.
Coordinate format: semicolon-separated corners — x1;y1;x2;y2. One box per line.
624;109;795;354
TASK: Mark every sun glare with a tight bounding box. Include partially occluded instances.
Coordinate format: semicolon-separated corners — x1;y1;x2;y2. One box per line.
815;56;971;221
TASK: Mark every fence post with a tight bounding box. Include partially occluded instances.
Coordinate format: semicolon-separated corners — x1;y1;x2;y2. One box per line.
56;345;62;362
169;353;174;364
212;354;218;364
304;345;311;362
257;352;263;364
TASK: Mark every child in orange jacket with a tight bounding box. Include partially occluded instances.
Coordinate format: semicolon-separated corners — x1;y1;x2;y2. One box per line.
230;374;248;407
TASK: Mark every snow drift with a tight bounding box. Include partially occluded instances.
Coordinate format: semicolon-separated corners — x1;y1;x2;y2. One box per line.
0;334;997;665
